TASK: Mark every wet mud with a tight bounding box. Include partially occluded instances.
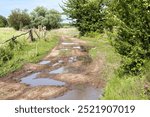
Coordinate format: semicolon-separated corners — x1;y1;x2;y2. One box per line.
0;35;104;100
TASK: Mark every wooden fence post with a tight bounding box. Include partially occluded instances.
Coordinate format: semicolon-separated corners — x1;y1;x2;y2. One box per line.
29;29;35;42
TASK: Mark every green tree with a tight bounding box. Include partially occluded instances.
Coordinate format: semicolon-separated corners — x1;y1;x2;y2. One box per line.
8;9;31;30
108;0;150;75
30;6;62;30
0;15;8;27
62;0;106;35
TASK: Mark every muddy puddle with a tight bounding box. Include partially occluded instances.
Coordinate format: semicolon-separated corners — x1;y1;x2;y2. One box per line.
39;60;51;65
62;42;77;45
60;48;69;51
73;46;81;49
52;85;102;100
69;56;77;63
49;67;68;74
52;60;64;67
21;73;65;87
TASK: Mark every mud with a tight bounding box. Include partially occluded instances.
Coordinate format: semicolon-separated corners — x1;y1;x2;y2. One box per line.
0;33;104;100
52;85;103;100
39;60;51;65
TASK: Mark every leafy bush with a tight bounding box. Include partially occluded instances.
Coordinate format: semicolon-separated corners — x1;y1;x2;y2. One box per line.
108;0;150;75
0;15;8;27
0;46;13;64
8;9;31;30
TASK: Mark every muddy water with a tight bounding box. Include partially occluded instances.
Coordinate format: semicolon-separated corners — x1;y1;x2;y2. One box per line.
53;85;102;100
21;73;65;87
39;60;51;65
73;46;81;49
20;39;102;100
52;60;64;67
68;56;77;63
49;67;68;74
62;42;77;45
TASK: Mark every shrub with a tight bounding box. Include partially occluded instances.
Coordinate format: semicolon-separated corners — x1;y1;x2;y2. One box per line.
108;0;150;75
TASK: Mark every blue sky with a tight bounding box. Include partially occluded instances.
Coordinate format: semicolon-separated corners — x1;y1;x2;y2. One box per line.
0;0;66;17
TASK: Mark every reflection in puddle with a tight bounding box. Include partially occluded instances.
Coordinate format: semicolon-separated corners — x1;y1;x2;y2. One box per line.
58;60;64;63
52;62;60;67
62;42;77;45
39;61;51;65
49;67;68;74
60;48;69;51
69;56;77;63
73;46;81;49
21;73;65;87
52;60;64;67
53;86;102;100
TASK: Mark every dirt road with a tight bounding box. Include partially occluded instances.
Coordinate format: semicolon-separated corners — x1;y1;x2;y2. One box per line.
0;30;104;100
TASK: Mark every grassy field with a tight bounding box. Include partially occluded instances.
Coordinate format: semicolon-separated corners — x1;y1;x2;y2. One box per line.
0;28;59;77
80;31;149;100
0;28;23;43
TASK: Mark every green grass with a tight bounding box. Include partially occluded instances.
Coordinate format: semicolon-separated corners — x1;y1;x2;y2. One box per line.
80;31;149;100
0;28;22;43
0;28;59;77
103;75;148;100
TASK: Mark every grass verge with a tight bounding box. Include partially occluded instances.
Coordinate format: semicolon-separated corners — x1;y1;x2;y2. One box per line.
80;31;149;100
0;28;59;77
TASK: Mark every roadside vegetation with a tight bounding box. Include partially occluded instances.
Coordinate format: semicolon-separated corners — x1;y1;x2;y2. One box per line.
63;0;150;99
0;6;61;77
0;0;149;100
0;28;59;77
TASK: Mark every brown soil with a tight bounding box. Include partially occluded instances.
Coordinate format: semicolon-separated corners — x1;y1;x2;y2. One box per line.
0;34;104;100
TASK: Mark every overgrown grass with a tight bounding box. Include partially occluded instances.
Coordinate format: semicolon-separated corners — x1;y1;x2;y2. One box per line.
103;74;148;100
80;31;149;100
0;28;59;77
0;28;22;43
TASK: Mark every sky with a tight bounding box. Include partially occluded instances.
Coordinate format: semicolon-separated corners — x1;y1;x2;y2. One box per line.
0;0;69;22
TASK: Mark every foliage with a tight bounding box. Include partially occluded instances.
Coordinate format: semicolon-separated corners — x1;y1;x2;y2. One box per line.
62;0;106;35
0;28;59;77
107;0;150;75
8;9;31;30
80;29;148;100
30;6;62;30
0;15;8;27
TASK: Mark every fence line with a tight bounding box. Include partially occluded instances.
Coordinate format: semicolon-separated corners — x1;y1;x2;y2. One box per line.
0;27;47;45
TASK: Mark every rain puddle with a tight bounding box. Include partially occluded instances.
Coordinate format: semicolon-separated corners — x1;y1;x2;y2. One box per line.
21;73;65;87
39;60;51;65
53;85;102;100
73;46;81;49
60;48;69;51
52;60;64;67
49;67;68;74
62;42;77;45
68;56;77;63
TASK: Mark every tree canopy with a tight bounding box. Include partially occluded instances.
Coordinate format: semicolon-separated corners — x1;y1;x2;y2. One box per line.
8;9;31;30
62;0;106;35
30;6;62;30
0;15;8;27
